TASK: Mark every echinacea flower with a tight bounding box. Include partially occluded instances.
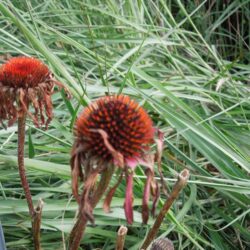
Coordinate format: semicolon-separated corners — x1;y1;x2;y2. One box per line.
0;56;70;249
0;56;68;128
71;95;162;225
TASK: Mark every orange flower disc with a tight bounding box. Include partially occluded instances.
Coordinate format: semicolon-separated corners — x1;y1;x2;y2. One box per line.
0;57;50;88
0;56;67;127
75;95;154;162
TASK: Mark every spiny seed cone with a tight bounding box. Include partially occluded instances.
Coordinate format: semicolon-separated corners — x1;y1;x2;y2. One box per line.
0;57;50;88
75;95;154;163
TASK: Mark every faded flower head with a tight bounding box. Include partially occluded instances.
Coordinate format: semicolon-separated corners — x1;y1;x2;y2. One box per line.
0;56;69;128
75;95;154;164
71;95;163;225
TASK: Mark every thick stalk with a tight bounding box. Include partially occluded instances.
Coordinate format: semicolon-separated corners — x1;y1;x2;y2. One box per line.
18;115;35;216
116;225;128;250
141;169;189;250
18;116;42;250
69;165;115;250
32;199;44;250
68;213;87;250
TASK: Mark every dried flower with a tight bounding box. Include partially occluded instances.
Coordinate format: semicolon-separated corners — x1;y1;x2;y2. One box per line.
0;56;68;128
75;95;154;164
71;95;163;225
0;56;70;249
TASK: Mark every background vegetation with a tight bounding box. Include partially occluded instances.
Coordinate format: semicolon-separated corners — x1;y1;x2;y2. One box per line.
0;0;249;249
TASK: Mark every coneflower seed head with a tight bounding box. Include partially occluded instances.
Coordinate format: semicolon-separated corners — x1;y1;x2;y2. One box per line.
0;56;68;127
75;95;154;162
0;57;50;88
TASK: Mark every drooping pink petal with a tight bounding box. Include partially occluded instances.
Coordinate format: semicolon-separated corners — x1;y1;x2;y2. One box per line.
124;169;134;224
103;171;123;213
71;154;80;204
125;158;139;169
137;154;160;221
142;168;153;224
151;178;160;217
70;143;85;204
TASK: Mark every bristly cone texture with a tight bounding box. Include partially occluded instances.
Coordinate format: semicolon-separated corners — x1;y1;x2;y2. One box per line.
75;95;154;163
0;56;68;128
71;95;162;225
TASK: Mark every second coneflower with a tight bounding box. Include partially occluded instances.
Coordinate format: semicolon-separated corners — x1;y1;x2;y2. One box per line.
70;95;163;242
0;56;70;250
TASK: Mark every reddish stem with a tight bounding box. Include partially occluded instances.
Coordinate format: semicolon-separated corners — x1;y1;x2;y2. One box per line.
124;169;134;224
18;115;35;217
18;115;42;250
68;213;87;250
68;165;115;250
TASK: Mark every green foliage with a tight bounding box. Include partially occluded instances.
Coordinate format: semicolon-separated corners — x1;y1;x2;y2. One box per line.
0;0;249;249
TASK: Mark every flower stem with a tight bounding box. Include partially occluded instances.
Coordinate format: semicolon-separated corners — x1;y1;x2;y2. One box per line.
140;169;189;250
68;165;115;250
18;115;35;217
68;213;87;250
18;115;42;250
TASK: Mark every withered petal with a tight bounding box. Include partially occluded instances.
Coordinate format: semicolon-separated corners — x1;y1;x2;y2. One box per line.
151;179;160;217
142;168;153;224
90;128;124;168
124;169;134;224
103;170;123;213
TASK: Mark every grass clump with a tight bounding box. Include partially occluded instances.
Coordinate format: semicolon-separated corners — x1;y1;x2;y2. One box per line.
0;0;249;249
